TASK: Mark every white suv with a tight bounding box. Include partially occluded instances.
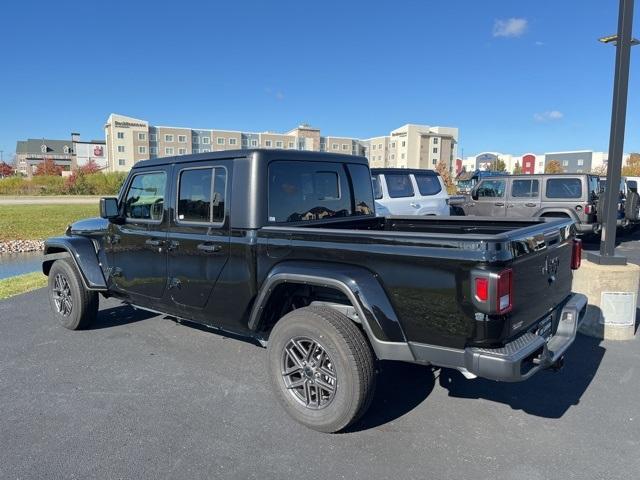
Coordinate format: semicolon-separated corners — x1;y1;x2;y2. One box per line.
371;168;450;216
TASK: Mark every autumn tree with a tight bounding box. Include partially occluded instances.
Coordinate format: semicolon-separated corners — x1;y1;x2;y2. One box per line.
512;162;523;175
0;161;15;177
33;158;63;176
622;153;640;176
435;161;454;192
77;159;101;175
545;160;564;174
591;164;608;176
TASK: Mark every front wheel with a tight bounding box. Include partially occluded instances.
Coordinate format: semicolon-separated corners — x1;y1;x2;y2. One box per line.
267;306;376;433
48;259;98;330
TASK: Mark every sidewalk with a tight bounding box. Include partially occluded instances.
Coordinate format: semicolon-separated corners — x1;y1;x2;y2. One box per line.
0;195;100;205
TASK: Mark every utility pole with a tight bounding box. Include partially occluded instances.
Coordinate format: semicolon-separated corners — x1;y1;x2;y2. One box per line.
587;0;638;265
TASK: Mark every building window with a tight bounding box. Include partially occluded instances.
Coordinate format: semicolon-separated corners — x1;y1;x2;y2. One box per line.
402;141;406;147
265;140;272;147
378;143;382;149
372;144;376;151
251;139;258;147
63;145;70;154
539;161;544;167
117;132;124;139
562;160;569;167
178;135;187;143
138;146;147;154
391;142;396;148
432;159;437;165
577;159;584;166
179;148;187;155
332;143;338;150
164;134;173;142
149;134;157;141
433;147;438;154
117;146;125;153
576;169;583;173
217;137;225;145
242;139;248;147
276;141;283;148
433;137;439;145
229;138;237;145
391;154;395;160
401;153;405;159
202;137;210;144
341;144;347;150
138;133;147;141
165;147;174;155
193;149;199;154
150;147;158;154
118;159;126;166
288;142;294;148
192;137;199;144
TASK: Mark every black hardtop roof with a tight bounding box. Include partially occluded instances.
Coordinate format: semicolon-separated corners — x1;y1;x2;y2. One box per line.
479;173;598;179
371;167;438;176
132;148;369;169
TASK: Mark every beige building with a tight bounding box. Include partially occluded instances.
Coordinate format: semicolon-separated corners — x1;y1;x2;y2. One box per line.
104;113;458;173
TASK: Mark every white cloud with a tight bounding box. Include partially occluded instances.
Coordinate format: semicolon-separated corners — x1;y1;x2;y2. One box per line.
534;41;545;46
534;110;564;122
493;18;528;38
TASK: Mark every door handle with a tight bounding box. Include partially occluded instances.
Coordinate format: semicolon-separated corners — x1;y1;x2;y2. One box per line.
197;243;222;253
506;204;514;208
525;203;537;207
494;202;505;207
145;238;164;247
409;202;420;208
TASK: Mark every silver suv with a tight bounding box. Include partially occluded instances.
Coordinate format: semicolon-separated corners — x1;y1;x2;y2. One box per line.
463;174;600;233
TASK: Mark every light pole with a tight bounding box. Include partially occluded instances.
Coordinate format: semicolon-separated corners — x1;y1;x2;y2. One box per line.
587;0;638;265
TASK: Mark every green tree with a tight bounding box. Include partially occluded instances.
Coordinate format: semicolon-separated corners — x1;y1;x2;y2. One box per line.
494;157;507;172
512;162;523;175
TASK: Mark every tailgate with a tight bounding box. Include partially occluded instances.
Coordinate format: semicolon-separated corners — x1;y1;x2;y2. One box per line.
507;228;573;337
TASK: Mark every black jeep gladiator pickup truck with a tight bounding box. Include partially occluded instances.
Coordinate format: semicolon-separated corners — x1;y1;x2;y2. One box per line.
43;149;586;432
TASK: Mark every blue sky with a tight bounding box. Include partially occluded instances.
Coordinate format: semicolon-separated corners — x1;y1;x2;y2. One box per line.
1;0;639;160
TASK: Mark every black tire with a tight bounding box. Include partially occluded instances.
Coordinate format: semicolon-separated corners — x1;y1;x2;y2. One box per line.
625;191;639;221
267;306;376;433
48;259;98;330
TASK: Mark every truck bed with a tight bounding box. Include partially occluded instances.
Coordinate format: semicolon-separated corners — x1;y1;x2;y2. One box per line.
258;215;575;349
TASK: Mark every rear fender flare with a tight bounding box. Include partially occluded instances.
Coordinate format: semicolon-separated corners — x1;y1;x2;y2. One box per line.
535;207;579;223
249;261;413;362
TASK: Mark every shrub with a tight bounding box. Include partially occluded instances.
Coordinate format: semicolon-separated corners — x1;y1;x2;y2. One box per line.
0;171;127;196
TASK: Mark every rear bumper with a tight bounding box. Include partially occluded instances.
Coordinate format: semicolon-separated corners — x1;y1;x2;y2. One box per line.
408;293;588;382
575;222;600;234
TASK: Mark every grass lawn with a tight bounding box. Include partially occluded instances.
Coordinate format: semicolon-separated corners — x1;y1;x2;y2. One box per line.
0;204;99;241
0;272;47;300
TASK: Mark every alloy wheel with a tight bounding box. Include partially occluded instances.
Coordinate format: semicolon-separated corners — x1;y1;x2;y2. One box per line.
52;273;73;317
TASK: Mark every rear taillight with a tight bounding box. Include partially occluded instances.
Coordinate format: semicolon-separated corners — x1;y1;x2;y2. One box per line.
584;204;594;215
497;269;513;314
571;238;582;270
472;268;513;314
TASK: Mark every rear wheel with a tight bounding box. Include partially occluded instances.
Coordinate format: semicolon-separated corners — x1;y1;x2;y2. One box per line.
48;259;98;330
267;306;376;433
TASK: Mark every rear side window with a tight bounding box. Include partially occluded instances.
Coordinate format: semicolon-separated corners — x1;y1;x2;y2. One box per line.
511;179;539;198
546;178;582;199
476;180;505;198
414;174;442;196
177;167;227;224
385;174;414;198
371;174;383;199
347;164;375;215
124;171;167;221
268;161;352;223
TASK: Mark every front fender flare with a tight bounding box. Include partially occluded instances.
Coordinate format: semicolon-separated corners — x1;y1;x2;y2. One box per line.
42;236;108;291
249;261;414;362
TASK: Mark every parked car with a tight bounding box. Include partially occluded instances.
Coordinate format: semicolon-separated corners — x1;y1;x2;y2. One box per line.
371;168;449;216
462;173;601;234
456;169;510;194
42;149;586;433
599;176;640;226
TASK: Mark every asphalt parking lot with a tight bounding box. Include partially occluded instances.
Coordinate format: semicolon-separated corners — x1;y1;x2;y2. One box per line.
1;237;639;479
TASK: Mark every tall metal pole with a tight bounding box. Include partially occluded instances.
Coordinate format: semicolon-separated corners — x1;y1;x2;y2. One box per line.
597;0;634;264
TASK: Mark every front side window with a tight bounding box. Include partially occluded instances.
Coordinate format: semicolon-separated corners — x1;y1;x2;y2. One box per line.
385;173;414;198
414;174;442;196
476;180;506;198
124;171;167;221
546;178;582;199
268;161;353;223
511;179;539;198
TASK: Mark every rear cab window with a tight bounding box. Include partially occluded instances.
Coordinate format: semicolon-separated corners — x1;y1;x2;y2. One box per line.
385;173;414;198
510;179;539;198
545;178;582;199
268;161;374;223
414;173;442;196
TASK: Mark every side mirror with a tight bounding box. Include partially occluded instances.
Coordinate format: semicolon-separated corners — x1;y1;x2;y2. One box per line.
100;197;120;219
471;190;478;201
